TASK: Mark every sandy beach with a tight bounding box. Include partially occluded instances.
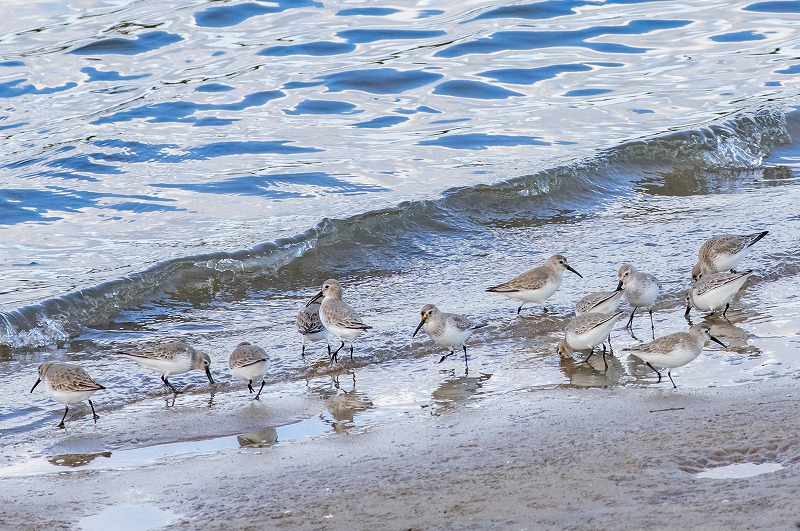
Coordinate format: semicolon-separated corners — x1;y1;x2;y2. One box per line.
4;374;799;530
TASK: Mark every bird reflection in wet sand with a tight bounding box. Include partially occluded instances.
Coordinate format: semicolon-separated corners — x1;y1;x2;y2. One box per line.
306;375;372;432
430;373;492;415
558;355;623;388
48;451;112;468
237;427;279;448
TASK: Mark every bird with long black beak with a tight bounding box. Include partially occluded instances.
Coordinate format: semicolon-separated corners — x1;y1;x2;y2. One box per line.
307;279;371;363
119;340;214;394
486;254;582;314
31;362;105;428
628;323;726;388
413;304;484;366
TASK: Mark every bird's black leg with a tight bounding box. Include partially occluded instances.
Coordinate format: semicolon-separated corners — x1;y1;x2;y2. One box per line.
462;345;468;363
254;380;266;400
439;350;455;363
517;304;524;314
626;309;637;329
58;406;69;428
89;400;100;422
247;382;254;394
649;309;655;339
722;303;730;319
583;348;594;364
330;341;344;364
162;375;180;394
601;344;608;371
301;343;306;358
349;344;354;362
645;362;662;383
607;334;614;354
667;371;677;389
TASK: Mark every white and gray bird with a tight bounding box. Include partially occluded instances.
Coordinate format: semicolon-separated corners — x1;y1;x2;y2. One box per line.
296;299;330;357
628;323;726;388
691;231;768;281
557;311;625;368
30;362;105;428
307;279;372;363
228;341;270;400
120;340;214;394
617;263;661;336
487;254;583;314
685;270;753;318
413;303;484;365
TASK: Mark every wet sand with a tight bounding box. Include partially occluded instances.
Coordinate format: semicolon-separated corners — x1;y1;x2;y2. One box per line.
4;376;799;530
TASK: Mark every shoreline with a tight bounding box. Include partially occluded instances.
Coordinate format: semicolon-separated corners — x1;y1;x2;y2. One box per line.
3;377;799;529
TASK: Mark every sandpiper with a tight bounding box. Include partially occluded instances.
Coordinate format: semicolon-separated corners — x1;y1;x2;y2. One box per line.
558;311;625;367
685;270;753;318
487;254;582;314
30;362;105;428
120;339;214;393
229;341;270;400
413;304;484;364
297;299;330;357
691;231;768;281
617;263;661;336
308;279;372;363
628;323;725;388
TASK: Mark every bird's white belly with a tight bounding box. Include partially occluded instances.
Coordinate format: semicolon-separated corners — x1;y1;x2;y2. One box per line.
302;329;328;343
712;249;747;272
323;322;365;341
46;385;97;405
634;345;700;369
625;283;658;308
693;283;741;311
128;355;192;375
567;325;612;351
231;360;268;384
504;282;559;304
428;324;472;348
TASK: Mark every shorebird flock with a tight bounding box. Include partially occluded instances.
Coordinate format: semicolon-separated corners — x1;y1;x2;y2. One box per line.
30;230;768;427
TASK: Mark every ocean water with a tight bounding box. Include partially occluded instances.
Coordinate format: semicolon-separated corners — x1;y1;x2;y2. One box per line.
1;0;800;467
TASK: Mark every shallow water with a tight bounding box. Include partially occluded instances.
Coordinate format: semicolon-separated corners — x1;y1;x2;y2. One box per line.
2;0;800;474
695;462;784;480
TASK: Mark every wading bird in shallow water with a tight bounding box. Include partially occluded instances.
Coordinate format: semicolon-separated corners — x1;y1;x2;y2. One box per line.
228;341;270;400
308;279;372;363
691;230;768;281
628;323;726;388
413;304;485;367
685;270;753;318
487;254;582;314
30;362;105;428
557;311;625;369
616;263;661;337
119;340;214;394
297;298;330;358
